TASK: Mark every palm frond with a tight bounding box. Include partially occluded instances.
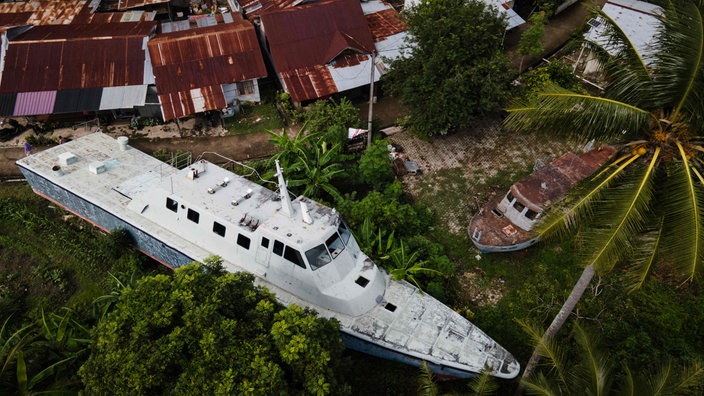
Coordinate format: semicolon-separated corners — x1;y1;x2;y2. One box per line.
577;150;658;274
516;319;568;386
505;86;652;141
666;360;704;394
617;364;635;396
658;143;704;283
625;216;664;292
536;153;639;240
651;1;704;123
572;323;610;396
522;371;561;396
417;361;438;396
467;368;498;396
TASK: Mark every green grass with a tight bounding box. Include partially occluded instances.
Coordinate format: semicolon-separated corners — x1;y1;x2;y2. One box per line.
223;103;285;135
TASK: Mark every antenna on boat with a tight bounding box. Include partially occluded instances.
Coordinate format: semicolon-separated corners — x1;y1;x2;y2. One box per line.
275;160;294;217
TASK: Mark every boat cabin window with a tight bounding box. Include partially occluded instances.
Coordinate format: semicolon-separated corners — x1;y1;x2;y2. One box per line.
261;237;269;248
237;234;251;249
338;222;352;245
525;209;539;220
506;192;515;202
306;244;332;270
325;232;346;258
273;240;284;256
513;201;525;212
187;209;200;223
213;221;226;237
284;246;306;269
166;198;178;212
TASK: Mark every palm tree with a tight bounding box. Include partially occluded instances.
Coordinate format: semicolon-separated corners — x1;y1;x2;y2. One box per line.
266;124;320;169
518;319;703;395
504;1;704;389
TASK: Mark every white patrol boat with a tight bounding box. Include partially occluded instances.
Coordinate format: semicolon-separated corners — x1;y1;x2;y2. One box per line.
16;132;520;379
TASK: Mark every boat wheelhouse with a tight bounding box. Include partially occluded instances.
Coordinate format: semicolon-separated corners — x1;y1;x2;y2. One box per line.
17;132;520;379
469;145;617;253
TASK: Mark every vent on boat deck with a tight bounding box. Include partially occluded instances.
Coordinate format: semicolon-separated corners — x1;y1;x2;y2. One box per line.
384;303;397;312
355;276;369;287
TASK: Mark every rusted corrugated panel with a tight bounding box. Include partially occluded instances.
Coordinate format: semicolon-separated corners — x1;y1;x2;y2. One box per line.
237;0;298;18
13;91;57;116
0;0;88;26
72;10;155;24
148;22;266;95
261;0;374;72
0;12;32;27
280;66;336;103
158;85;227;121
117;0;169;11
365;8;407;41
1;22;156;93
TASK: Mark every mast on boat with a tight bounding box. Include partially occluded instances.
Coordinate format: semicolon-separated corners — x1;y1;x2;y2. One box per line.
275;160;294;218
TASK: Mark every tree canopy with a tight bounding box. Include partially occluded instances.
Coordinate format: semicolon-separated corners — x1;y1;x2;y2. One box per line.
79;260;349;395
387;0;515;136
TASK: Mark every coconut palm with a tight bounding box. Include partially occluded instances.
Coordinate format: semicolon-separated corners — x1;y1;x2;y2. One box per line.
504;0;704;388
518;319;703;395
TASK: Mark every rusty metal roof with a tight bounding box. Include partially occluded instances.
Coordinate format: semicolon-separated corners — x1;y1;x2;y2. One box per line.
0;22;156;93
261;0;375;103
0;0;89;26
0;12;33;27
117;0;170;11
71;10;156;24
261;0;374;72
236;0;298;18
148;21;267;120
158;85;227;121
365;7;406;41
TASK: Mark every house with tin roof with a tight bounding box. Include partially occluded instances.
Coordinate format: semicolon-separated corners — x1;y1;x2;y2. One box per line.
0;21;158;118
258;0;381;105
147;13;267;121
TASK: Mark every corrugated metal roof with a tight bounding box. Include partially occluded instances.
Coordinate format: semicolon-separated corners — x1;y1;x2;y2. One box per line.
117;0;170;11
280;66;335;103
158;86;227;121
0;12;33;27
148;21;266;119
261;0;375;72
0;22;156;93
0;0;89;26
0;93;17;116
365;7;406;41
100;85;148;109
71;10;156;24
53;88;103;113
236;0;298;18
14;91;57;116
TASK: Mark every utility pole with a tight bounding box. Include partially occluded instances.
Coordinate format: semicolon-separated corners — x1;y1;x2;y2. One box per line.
366;51;376;149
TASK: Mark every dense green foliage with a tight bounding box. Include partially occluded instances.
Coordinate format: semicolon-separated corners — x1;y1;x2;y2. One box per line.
79;260;349;395
387;0;515;136
303;98;362;143
358;139;395;190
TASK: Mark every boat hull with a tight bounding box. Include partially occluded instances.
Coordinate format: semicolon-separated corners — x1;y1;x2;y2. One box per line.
18;165;194;268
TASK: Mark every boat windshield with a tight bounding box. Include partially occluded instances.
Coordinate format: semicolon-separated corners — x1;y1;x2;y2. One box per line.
305;243;332;271
305;222;359;271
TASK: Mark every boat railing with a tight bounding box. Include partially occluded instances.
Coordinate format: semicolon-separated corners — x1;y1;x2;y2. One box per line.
194;152;278;190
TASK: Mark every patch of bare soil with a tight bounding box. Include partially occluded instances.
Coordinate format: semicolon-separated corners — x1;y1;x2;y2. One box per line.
457;268;508;307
